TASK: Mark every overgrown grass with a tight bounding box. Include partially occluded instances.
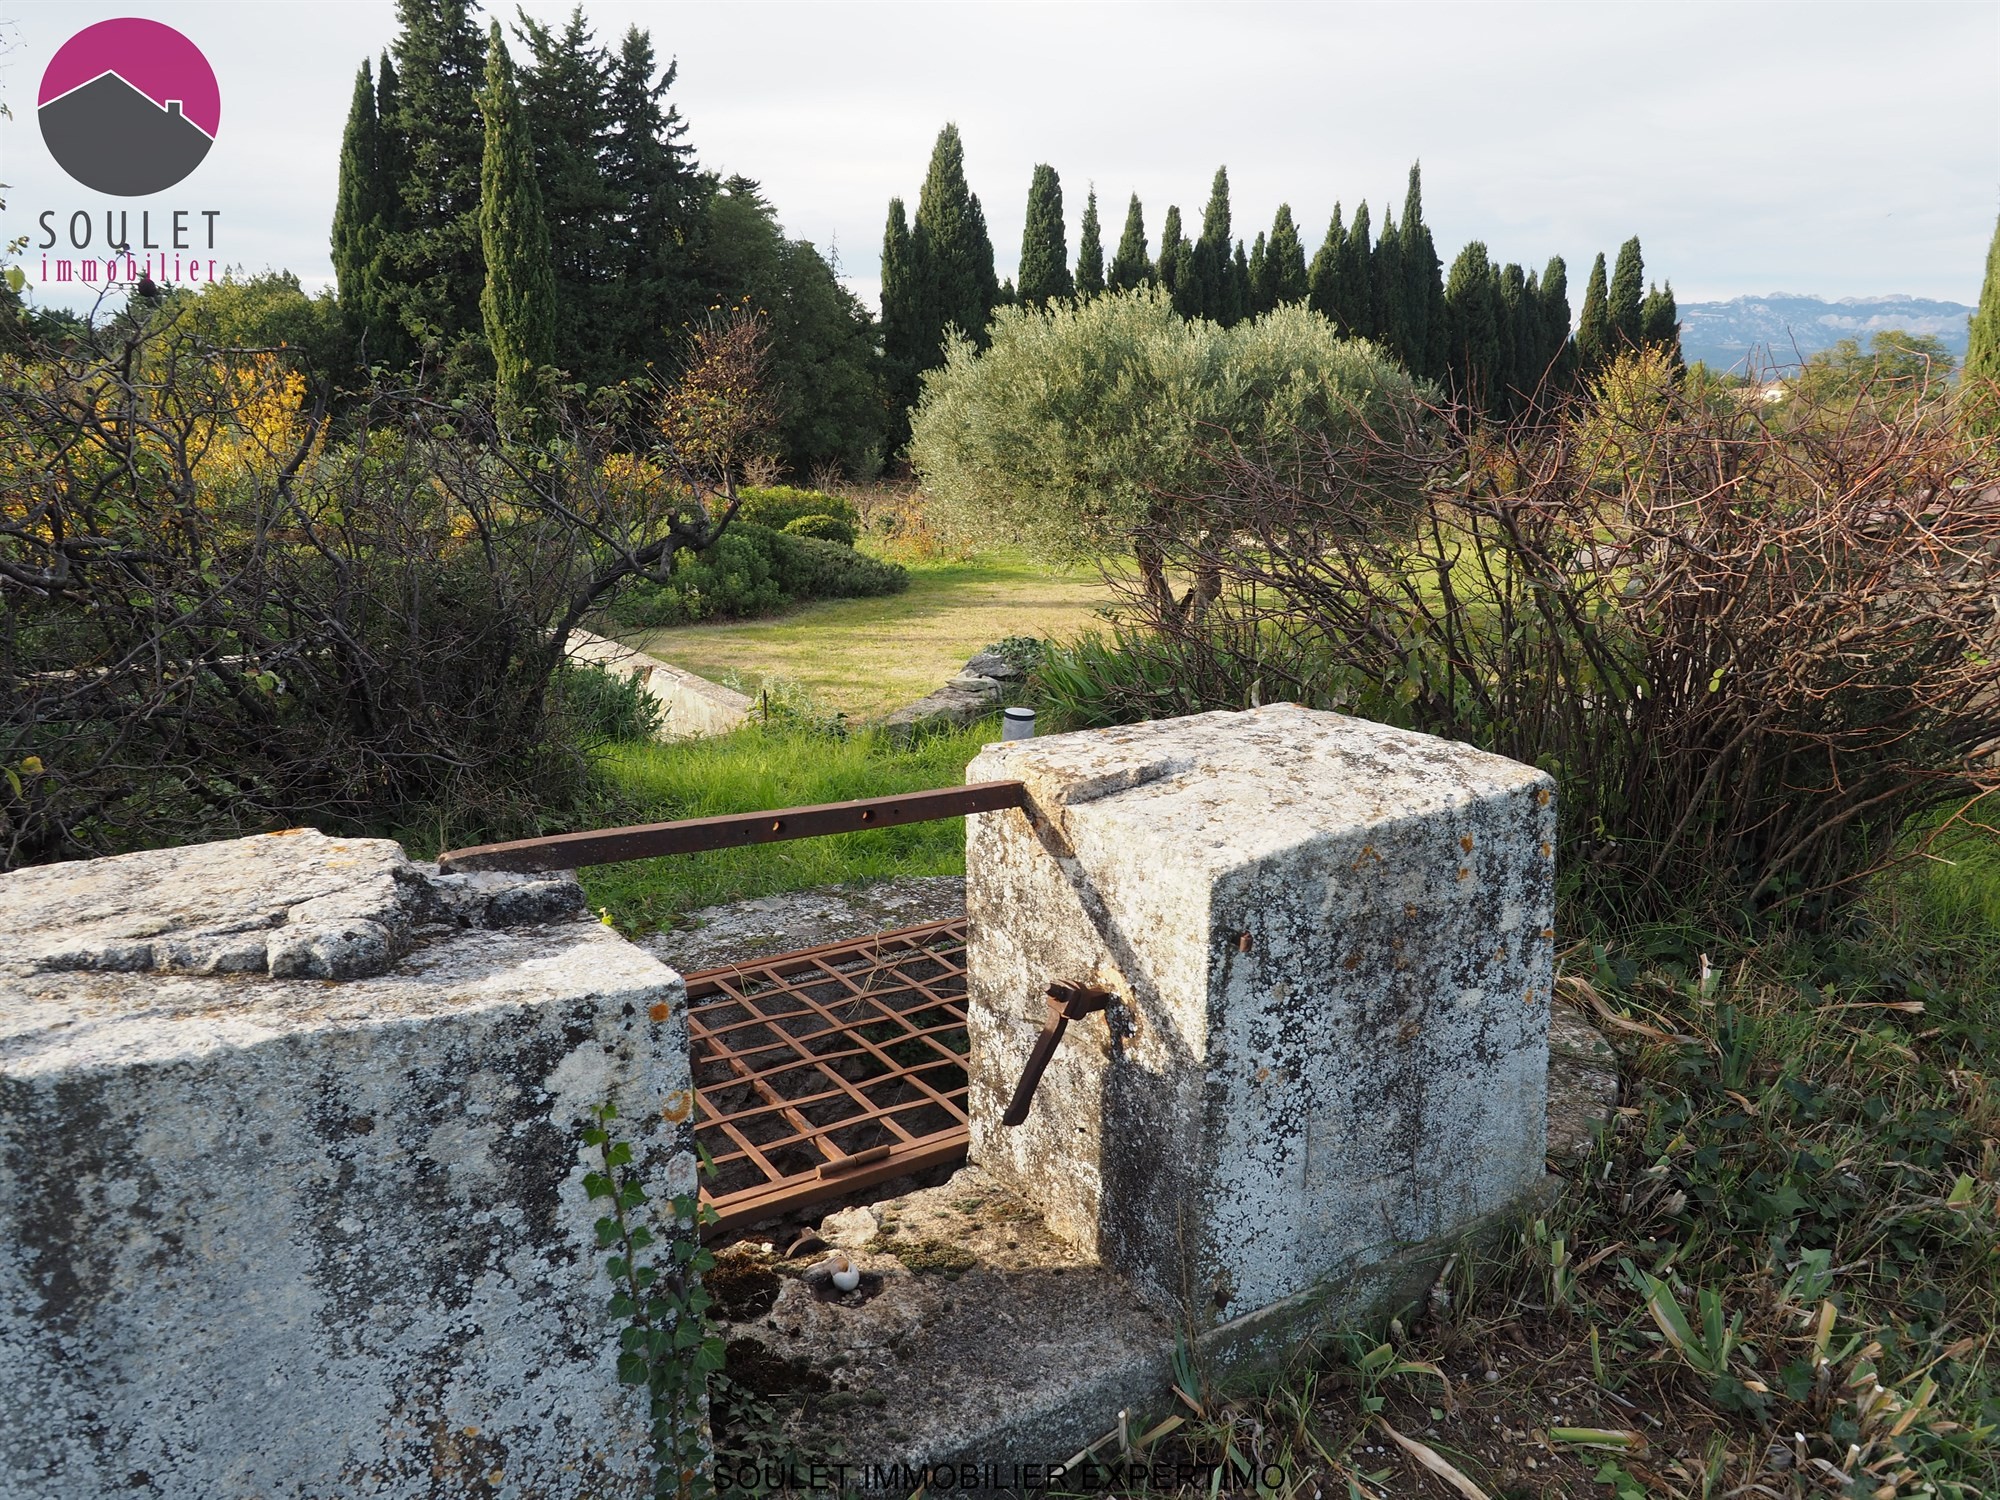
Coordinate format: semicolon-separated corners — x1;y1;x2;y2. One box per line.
1101;829;2000;1498
577;717;998;934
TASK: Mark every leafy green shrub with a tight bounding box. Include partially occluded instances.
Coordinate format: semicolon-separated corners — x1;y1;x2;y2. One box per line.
554;661;663;745
982;635;1047;676
782;513;857;546
734;485;858;533
605;522;905;628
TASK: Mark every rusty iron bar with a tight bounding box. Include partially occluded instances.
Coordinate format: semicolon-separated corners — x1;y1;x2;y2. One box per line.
684;919;974;1234
436;780;1028;874
1000;983;1113;1127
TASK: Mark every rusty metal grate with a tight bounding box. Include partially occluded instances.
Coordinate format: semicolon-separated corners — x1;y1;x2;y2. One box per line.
685;918;972;1233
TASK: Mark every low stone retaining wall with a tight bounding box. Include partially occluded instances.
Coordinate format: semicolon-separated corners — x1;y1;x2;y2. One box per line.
567;627;750;739
0;830;694;1499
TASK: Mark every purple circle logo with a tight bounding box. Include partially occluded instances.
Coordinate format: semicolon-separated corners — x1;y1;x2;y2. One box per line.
39;19;220;196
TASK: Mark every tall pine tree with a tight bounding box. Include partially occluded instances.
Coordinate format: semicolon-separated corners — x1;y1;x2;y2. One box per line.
1108;193;1151;290
1608;236;1645;351
910;124;1000;360
1017;164;1073;305
387;0;488;346
1075;188;1105;298
513;7;620;384
1266;203;1308;309
1576;252;1612;375
602;26;708;378
477;22;556;421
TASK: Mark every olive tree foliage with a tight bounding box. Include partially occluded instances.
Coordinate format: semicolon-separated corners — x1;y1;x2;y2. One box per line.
908;287;1431;617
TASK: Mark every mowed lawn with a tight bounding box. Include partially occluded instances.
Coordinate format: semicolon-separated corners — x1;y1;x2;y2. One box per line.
623;548;1120;719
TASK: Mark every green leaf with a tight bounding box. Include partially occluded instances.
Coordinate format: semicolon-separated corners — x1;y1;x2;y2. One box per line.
4;266;25;294
583;1171;613;1200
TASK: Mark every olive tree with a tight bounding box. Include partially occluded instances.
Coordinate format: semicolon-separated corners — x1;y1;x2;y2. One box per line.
908;287;1431;618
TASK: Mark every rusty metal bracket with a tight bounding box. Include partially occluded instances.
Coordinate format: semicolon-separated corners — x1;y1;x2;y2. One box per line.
1000;982;1114;1128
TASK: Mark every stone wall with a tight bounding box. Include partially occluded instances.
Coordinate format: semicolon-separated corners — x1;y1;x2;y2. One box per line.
0;830;694;1499
567;627;750;739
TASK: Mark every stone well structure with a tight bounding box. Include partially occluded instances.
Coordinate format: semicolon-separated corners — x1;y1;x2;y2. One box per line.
0;830;693;1500
704;705;1576;1470
966;703;1558;1320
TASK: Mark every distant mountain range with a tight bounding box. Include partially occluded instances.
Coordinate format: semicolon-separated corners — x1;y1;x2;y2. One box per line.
1676;293;1974;374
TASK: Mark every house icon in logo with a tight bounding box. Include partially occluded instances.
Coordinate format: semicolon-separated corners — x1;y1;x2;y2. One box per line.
39;19;220;197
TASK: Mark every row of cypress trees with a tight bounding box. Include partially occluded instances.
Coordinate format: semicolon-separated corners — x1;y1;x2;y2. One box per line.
880;126;1683;424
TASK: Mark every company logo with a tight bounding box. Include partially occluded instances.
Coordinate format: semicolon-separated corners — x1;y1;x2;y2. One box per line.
39;19;220;197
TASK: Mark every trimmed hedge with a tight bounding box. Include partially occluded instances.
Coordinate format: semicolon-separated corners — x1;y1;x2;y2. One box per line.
605;521;906;628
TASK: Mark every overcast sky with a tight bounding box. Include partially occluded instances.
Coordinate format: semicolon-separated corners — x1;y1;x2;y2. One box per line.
4;0;1996;316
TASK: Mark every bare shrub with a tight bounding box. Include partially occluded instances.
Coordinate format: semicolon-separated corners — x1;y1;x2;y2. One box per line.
1074;359;2000;926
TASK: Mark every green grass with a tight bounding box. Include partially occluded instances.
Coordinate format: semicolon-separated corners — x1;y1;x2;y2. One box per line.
622;547;1120;721
577;718;997;934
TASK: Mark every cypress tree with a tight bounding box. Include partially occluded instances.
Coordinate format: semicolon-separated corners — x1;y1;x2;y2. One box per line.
1442;241;1499;415
478;22;556;421
911;123;1000;360
1307;203;1344;326
387;0;488;344
1158;205;1195;317
1108;193;1151;291
1539;255;1573;388
880;197;918;420
1400;163;1446;381
1190;167;1237;324
1340;202;1373;341
603;26;707;376
1577;252;1611;375
1372;209;1404;356
1966;212;2000;429
1495;261;1526;414
1017;163;1073;305
1233;241;1252;323
1266;203;1308;308
1608;236;1644;350
1640;280;1682;367
514;7;621;385
1247;232;1272;318
331;60;404;363
1075;188;1105;298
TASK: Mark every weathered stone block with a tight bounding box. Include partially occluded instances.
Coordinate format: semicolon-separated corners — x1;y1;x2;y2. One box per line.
0;831;693;1499
965;705;1556;1320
